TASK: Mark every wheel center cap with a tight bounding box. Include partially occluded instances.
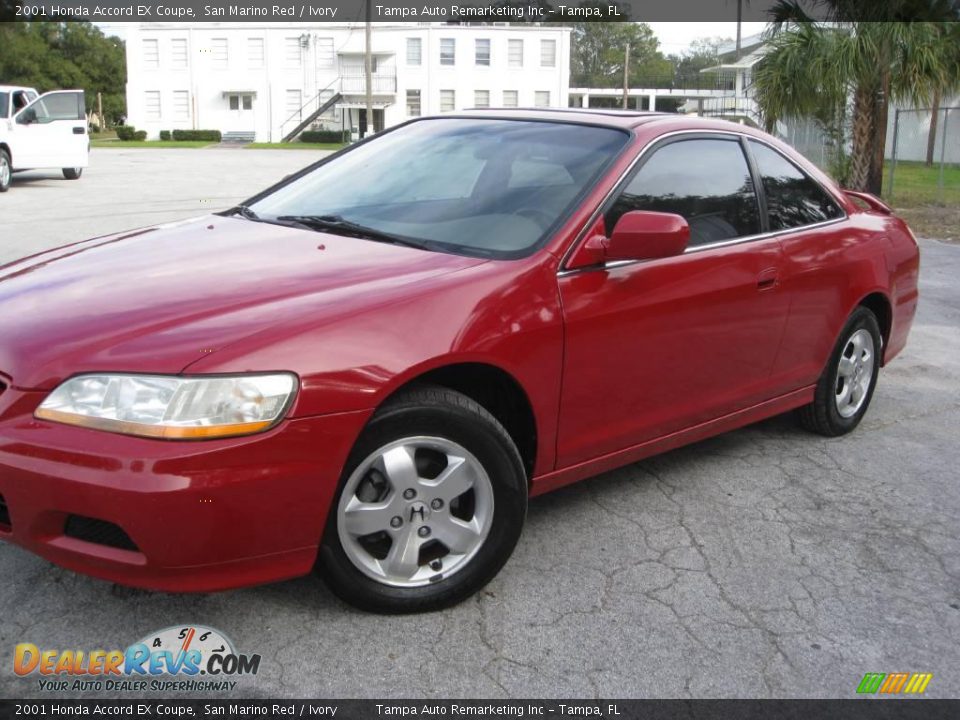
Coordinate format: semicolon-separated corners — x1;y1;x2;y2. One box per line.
408;502;430;524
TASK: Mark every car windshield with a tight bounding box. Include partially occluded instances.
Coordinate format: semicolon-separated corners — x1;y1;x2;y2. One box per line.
246;118;630;258
0;93;8;119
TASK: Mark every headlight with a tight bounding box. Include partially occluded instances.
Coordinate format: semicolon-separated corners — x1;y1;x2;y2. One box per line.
35;373;297;439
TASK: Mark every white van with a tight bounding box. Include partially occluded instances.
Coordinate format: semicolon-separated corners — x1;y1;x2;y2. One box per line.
0;86;89;192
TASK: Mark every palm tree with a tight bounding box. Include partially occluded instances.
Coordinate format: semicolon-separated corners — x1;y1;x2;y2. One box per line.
753;1;958;193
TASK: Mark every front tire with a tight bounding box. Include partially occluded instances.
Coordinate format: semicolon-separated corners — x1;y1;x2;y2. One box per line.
0;150;11;192
798;306;882;437
318;385;527;613
62;167;82;180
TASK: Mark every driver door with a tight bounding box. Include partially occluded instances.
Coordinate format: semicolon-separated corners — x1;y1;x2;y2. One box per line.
12;91;88;170
557;135;790;466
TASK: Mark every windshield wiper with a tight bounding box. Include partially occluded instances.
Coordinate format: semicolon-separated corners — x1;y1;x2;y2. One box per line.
275;214;433;251
232;205;260;220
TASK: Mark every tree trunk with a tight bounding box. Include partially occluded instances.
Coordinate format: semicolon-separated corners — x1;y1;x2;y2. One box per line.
926;87;941;167
869;72;890;196
849;85;874;191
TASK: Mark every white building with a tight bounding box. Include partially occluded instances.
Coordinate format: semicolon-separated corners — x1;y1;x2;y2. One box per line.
125;23;571;142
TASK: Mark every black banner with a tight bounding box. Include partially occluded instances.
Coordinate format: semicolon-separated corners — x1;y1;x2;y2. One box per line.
2;700;960;720
4;0;959;23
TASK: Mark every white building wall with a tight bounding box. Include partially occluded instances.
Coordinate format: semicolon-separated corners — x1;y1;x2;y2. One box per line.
125;23;571;142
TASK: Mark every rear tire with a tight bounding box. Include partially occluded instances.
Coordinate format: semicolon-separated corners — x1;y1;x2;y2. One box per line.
798;306;882;437
0;150;11;192
62;167;82;180
318;385;527;613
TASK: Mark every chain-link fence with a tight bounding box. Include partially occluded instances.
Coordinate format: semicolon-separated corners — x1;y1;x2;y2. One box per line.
886;106;960;206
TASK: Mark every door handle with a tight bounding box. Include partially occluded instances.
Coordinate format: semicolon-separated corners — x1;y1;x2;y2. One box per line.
757;268;778;291
73;127;85;134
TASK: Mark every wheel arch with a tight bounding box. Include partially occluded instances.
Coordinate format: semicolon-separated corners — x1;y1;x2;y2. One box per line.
856;291;892;362
0;142;10;165
378;362;538;481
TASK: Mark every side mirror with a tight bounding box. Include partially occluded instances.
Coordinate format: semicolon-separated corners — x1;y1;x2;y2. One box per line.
16;108;37;125
605;211;689;262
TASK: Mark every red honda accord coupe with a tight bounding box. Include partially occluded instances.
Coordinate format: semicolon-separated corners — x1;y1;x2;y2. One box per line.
0;110;919;612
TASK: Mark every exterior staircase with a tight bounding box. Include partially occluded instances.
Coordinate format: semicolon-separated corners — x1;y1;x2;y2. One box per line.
282;93;343;143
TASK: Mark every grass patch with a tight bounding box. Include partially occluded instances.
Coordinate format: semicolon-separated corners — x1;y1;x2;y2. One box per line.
244;142;346;151
882;161;960;240
883;160;960;206
91;140;213;149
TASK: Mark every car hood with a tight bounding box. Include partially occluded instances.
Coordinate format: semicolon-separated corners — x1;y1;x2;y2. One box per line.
0;216;485;390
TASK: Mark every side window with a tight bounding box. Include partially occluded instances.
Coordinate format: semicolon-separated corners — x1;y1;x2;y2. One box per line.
607;139;760;248
749;140;843;231
17;93;84;124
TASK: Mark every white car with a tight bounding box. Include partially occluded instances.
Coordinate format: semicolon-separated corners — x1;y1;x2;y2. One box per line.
0;85;89;192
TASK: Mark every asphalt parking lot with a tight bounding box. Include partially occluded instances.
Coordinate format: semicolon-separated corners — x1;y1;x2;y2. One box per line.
2;148;959;699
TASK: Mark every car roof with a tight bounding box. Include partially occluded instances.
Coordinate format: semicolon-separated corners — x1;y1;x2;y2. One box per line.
0;85;35;93
440;108;768;134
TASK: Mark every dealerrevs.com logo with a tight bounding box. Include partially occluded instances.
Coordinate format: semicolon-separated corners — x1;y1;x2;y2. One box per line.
14;625;260;693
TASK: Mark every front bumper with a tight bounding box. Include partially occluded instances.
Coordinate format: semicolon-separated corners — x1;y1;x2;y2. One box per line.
0;386;371;592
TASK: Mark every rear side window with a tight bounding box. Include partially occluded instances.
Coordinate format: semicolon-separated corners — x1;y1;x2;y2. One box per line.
749;140;843;231
0;93;8;119
607;138;760;247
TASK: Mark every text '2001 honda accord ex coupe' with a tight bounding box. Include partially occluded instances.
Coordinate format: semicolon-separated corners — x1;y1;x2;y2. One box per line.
0;110;919;612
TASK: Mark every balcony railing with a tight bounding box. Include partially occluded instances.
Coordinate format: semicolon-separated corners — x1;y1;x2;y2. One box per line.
340;75;397;94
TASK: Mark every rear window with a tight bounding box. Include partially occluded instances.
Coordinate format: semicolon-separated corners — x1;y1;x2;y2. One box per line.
749;140;843;231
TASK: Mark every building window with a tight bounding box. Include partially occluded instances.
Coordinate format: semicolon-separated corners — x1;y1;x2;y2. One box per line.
440;89;455;112
406;89;421;117
144;91;161;120
316;37;334;68
540;39;557;68
474;90;490;108
170;39;187;69
406;37;422;66
211;38;228;69
535;91;551;107
285;37;302;67
475;39;490;66
502;90;518;107
508;39;523;68
142;39;159;69
172;90;189;119
247;38;265;69
286;89;303;118
440;38;455;66
229;94;252;111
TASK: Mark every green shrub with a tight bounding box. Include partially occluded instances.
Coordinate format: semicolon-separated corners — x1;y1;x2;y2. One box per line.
115;125;137;141
159;130;171;141
88;123;101;134
133;130;147;141
300;130;349;144
171;129;222;142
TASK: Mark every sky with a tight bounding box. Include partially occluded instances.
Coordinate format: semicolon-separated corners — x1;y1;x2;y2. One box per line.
96;22;771;56
647;22;769;54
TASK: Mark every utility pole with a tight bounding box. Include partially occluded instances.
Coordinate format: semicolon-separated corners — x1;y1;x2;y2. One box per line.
364;0;373;138
97;91;104;131
622;44;630;110
736;0;743;61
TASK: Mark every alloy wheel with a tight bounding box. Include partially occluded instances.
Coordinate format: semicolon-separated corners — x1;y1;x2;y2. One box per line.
835;328;875;418
337;436;495;587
